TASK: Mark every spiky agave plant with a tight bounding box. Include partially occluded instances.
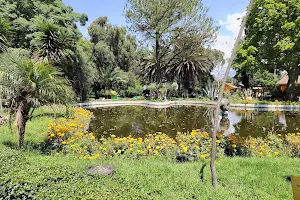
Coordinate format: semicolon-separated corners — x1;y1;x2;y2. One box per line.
0;50;74;148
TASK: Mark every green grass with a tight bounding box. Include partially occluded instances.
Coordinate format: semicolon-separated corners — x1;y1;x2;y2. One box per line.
0;108;299;199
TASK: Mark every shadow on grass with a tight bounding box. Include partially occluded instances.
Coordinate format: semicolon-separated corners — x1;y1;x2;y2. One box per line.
3;140;51;154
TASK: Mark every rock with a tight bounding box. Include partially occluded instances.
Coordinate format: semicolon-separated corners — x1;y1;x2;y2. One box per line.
87;164;115;176
246;97;253;101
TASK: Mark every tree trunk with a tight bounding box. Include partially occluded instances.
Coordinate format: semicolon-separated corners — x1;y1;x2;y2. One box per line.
16;101;30;148
285;67;300;101
210;0;255;189
155;31;161;83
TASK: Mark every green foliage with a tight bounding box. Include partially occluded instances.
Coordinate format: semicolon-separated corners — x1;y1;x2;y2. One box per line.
0;49;74;147
34;21;76;64
0;49;74;106
0;0;87;49
0;17;10;51
88;17;141;98
234;0;300;100
59;39;97;102
253;70;279;94
126;0;223;97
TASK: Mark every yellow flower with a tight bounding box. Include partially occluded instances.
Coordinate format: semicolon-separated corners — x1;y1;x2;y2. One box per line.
50;133;55;137
274;152;279;155
129;148;133;151
154;150;159;155
182;146;188;153
111;134;116;138
232;144;237;148
200;154;206;159
195;145;200;150
147;145;151;149
117;150;122;154
62;141;67;145
41;140;44;143
216;140;220;144
84;146;88;149
136;150;141;153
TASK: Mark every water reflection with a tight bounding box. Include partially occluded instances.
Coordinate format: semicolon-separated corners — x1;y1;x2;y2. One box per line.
89;106;300;138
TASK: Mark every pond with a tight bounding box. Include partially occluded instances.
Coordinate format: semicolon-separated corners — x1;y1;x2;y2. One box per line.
89;106;300;138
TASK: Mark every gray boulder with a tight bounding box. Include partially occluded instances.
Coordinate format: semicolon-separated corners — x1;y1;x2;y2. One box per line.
87;164;115;176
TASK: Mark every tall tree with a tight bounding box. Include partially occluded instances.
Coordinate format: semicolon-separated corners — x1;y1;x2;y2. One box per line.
88;17;139;97
59;39;97;102
166;33;224;94
125;0;218;83
0;49;74;148
234;0;300;100
88;17;138;72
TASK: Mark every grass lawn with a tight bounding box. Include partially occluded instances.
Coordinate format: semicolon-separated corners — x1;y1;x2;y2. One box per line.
0;109;299;199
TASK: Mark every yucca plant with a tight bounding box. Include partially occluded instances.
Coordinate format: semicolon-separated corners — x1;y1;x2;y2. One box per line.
0;50;74;148
37;21;75;64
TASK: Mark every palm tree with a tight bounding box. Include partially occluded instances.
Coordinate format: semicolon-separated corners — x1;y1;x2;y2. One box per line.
139;50;167;83
166;51;213;96
0;50;74;148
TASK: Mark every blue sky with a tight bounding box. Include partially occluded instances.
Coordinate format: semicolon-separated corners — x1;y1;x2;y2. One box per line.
63;0;249;77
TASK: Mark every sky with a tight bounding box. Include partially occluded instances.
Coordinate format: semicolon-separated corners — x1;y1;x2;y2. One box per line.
63;0;249;77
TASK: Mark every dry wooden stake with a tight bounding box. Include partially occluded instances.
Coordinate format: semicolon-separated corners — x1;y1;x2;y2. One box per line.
210;0;256;189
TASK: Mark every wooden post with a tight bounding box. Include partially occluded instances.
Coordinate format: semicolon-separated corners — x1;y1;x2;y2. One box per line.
210;0;256;189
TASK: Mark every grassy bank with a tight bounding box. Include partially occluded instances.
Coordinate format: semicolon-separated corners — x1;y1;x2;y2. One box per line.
0;108;299;199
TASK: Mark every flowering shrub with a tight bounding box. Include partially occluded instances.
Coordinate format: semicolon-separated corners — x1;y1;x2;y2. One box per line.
285;133;300;157
244;134;285;157
42;108;300;160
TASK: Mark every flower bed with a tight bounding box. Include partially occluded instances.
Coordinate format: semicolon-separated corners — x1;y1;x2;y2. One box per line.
42;108;300;160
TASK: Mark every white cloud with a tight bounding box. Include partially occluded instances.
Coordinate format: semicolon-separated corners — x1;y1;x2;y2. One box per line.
219;12;246;38
211;12;246;78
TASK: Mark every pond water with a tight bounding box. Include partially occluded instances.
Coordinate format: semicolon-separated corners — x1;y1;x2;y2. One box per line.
89;106;300;138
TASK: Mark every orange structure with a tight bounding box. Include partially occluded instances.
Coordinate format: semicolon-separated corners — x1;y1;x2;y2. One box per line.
278;75;300;92
224;83;238;92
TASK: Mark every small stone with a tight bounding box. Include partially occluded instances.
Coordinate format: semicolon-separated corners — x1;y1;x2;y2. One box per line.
87;164;115;176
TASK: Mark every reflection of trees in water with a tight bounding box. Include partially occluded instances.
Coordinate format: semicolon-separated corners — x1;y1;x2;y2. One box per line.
232;111;300;137
90;106;210;137
90;106;300;138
